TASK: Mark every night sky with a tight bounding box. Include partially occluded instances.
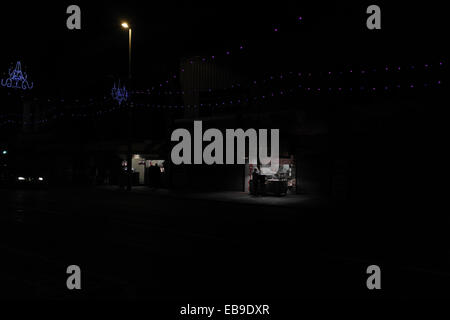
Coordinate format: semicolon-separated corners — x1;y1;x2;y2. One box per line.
0;1;445;97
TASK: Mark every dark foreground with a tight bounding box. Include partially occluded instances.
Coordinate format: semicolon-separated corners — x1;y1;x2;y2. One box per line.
1;186;449;300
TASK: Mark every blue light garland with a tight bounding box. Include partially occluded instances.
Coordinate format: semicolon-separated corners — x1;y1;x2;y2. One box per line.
1;61;34;90
111;81;128;105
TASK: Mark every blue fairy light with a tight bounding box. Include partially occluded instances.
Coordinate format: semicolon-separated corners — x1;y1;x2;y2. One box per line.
111;81;128;105
1;61;33;90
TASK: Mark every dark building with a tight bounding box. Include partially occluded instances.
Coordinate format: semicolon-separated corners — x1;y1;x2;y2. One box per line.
0;54;444;204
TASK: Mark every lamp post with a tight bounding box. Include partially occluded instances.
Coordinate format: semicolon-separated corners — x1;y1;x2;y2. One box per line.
121;22;133;191
121;22;132;80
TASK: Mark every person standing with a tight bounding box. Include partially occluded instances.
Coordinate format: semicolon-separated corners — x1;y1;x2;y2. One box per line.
251;168;259;195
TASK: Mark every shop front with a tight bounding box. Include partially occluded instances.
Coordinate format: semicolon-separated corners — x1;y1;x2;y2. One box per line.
245;156;296;196
120;154;166;187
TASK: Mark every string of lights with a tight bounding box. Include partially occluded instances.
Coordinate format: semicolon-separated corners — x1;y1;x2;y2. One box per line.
0;78;443;128
0;11;444;101
0;15;445;129
144;15;305;90
129;60;445;97
1;59;443;103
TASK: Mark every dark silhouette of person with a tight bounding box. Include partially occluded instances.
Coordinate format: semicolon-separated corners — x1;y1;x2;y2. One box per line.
252;168;259;195
149;163;160;189
154;164;161;188
259;171;266;195
149;164;155;188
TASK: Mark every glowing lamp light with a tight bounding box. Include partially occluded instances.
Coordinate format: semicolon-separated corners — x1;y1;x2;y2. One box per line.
121;22;129;29
18;177;25;181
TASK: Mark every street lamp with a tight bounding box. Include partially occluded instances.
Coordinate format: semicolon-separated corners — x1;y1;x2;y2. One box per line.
121;21;133;191
121;22;132;80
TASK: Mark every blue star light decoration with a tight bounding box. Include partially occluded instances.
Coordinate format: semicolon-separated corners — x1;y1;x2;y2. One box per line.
1;61;34;90
111;81;128;105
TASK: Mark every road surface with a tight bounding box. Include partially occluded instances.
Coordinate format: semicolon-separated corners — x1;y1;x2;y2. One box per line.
1;187;449;299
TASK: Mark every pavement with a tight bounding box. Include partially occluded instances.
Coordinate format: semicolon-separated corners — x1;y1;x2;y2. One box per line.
97;185;329;209
1;186;450;299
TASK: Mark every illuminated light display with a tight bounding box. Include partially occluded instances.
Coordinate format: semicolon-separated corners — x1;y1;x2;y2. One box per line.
1;79;441;126
111;81;128;105
143;59;444;96
0;58;444;128
1;61;34;90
